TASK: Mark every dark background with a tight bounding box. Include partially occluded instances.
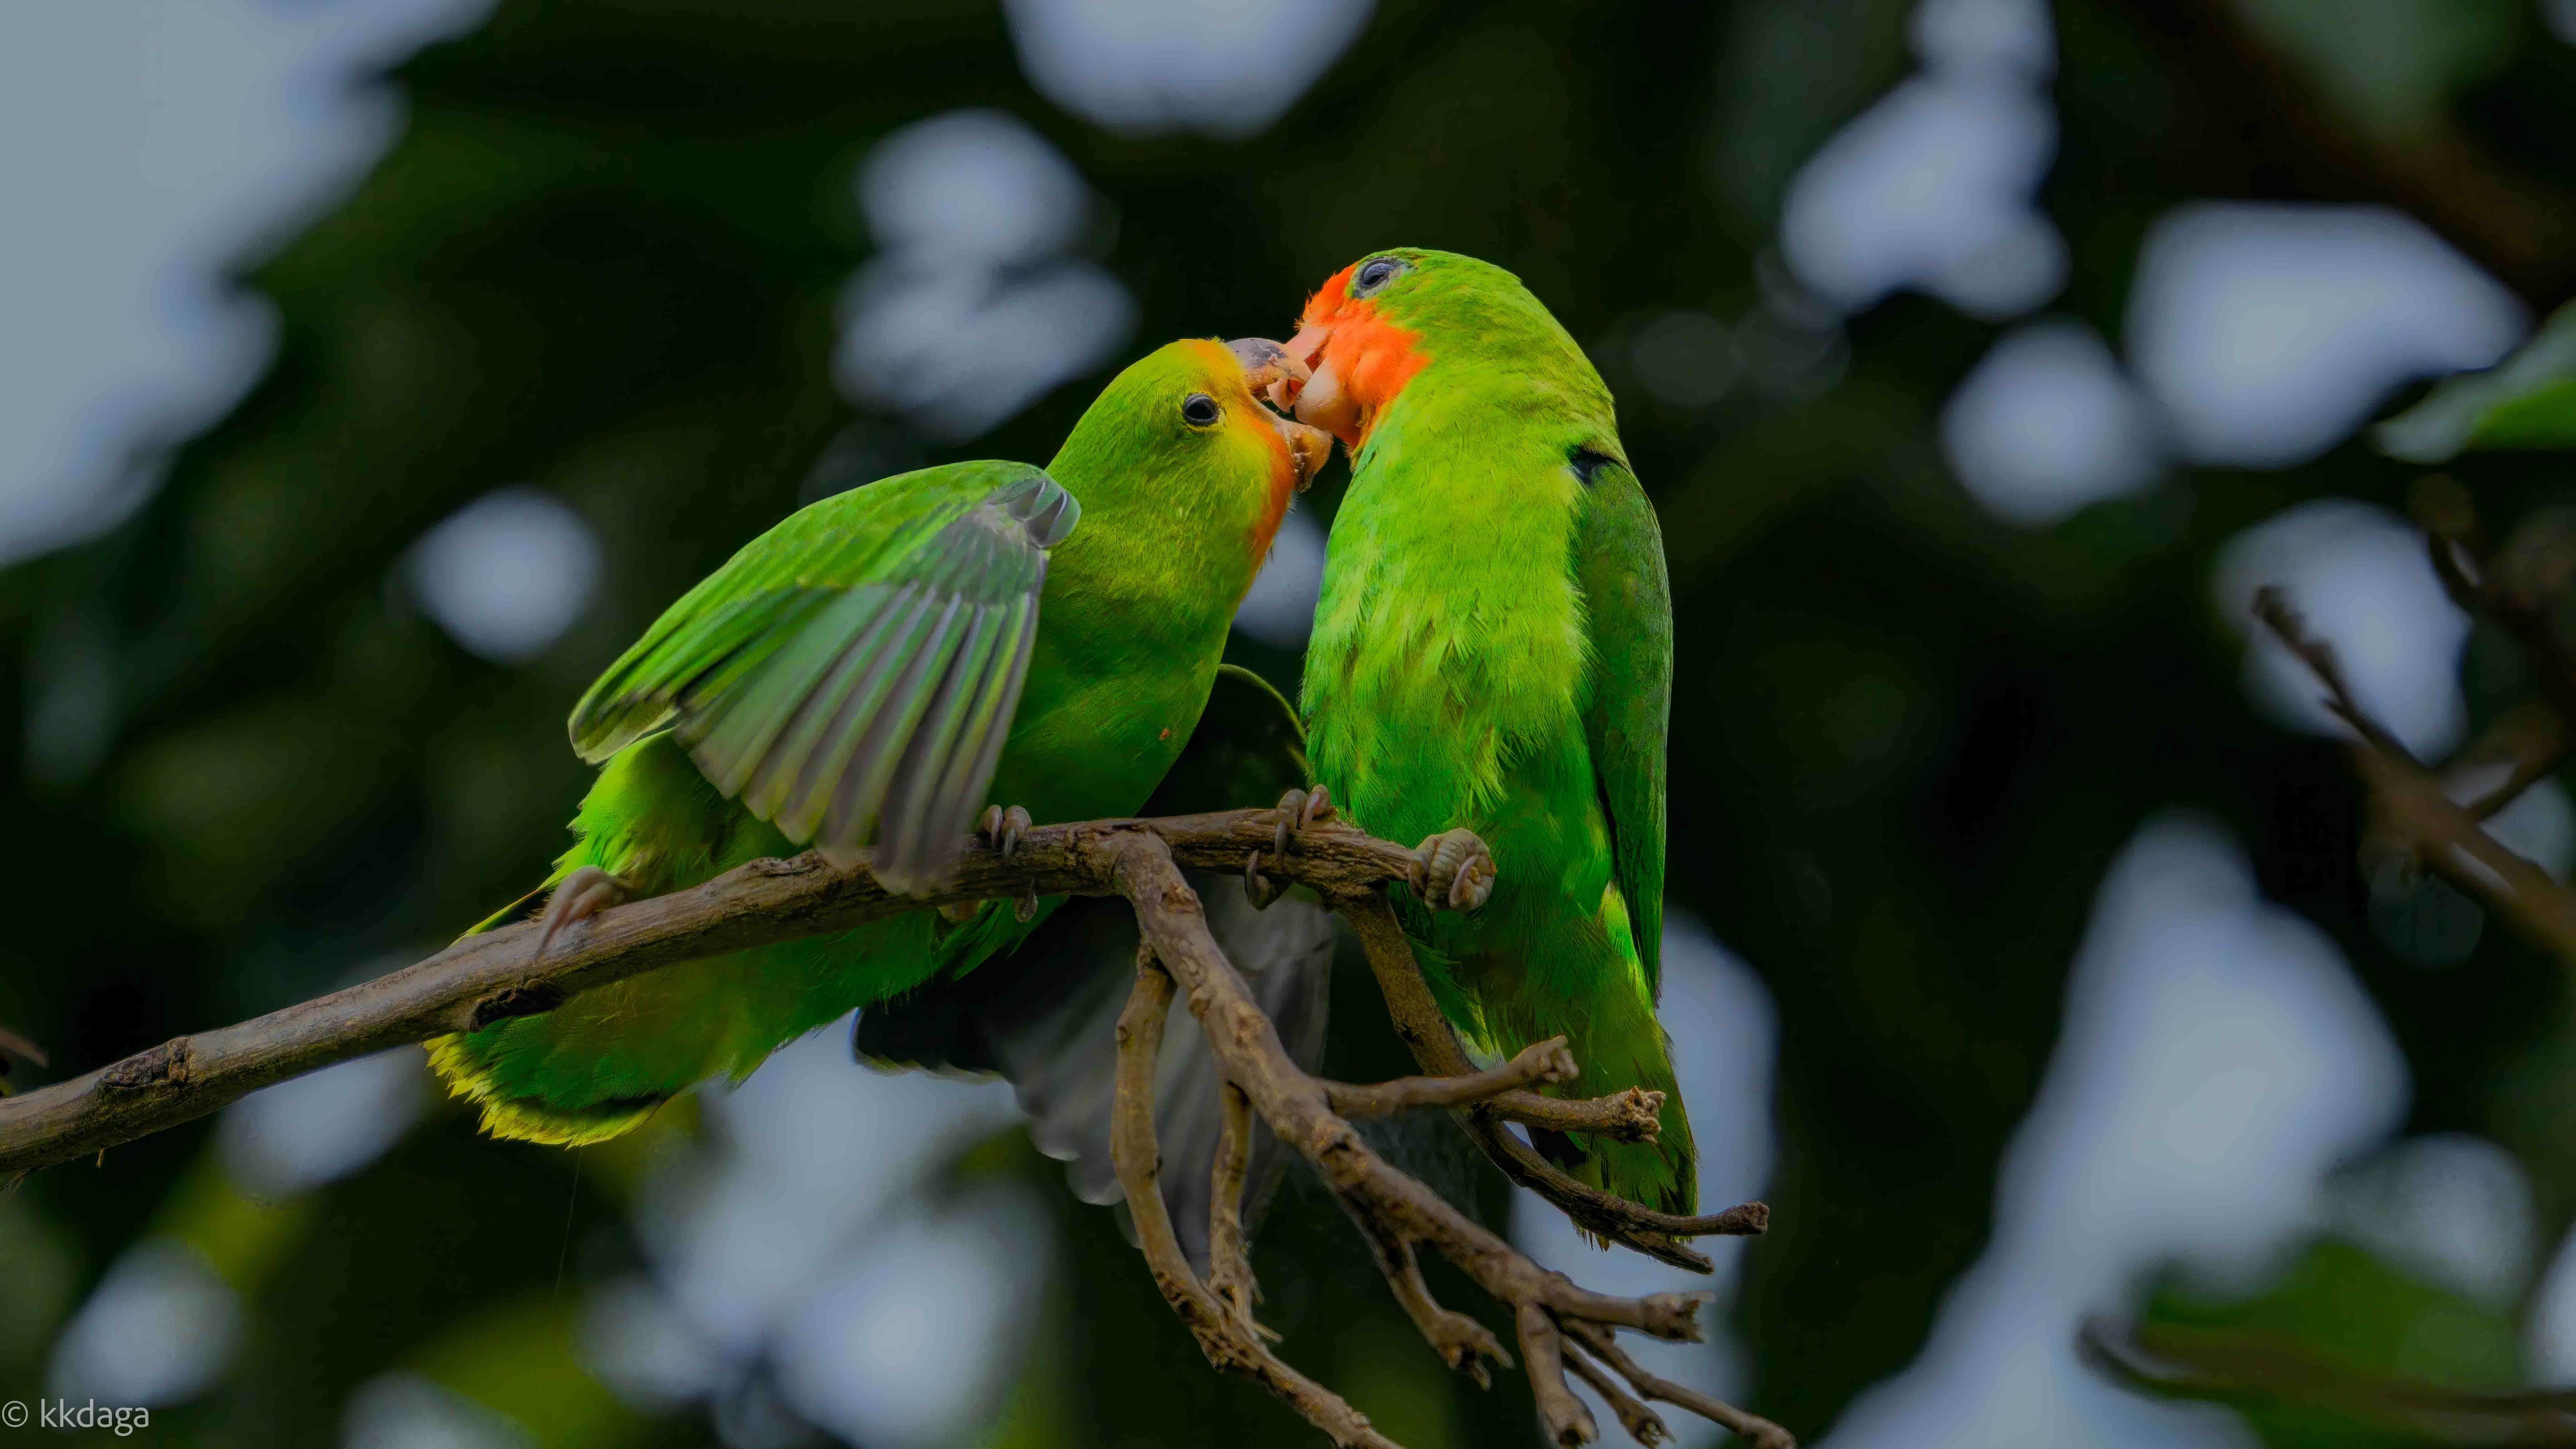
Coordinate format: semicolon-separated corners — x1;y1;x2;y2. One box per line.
8;1;2576;1445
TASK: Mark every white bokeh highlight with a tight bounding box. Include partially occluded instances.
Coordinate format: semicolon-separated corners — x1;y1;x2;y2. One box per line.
1940;319;2164;527
2213;499;2470;761
0;0;495;566
1821;818;2407;1449
1004;0;1373;139
835;110;1135;442
47;1239;244;1408
2322;1134;2535;1313
403;487;604;665
1510;916;1779;1437
1233;509;1326;649
2126;204;2526;467
587;1023;1039;1443
773;1193;1050;1449
218;1048;432;1199
1781;0;2064;320
341;1371;532;1449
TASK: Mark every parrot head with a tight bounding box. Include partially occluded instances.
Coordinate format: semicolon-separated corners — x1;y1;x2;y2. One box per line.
1270;248;1606;450
1046;336;1332;564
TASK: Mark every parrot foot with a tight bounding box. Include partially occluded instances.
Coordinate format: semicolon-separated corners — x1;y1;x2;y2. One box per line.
975;805;1039;921
1246;786;1335;910
1412;828;1496;911
534;866;633;958
978;803;1034;862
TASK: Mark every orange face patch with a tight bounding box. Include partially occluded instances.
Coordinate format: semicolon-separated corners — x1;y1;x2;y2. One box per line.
1298;266;1429;447
1183;337;1300;562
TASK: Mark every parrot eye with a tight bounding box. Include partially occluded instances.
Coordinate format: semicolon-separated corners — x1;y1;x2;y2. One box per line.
1352;256;1408;296
1181;393;1221;427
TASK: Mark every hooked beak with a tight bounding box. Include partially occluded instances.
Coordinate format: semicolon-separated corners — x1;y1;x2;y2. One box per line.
1228;337;1309;398
1229;337;1331;491
1272;319;1361;444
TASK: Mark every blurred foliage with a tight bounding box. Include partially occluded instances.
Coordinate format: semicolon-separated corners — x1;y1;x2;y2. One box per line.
2381;302;2576;461
10;0;2576;1446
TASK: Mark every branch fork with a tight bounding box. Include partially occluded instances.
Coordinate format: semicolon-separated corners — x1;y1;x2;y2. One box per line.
0;798;1791;1447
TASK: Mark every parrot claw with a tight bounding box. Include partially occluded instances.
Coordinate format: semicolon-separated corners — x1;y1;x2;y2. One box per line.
1244;847;1284;910
1270;785;1334;860
1412;829;1496;912
1247;786;1333;909
534;866;633;958
977;804;1034;862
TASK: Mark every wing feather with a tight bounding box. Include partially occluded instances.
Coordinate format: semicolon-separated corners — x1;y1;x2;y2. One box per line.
1573;455;1672;992
563;461;1079;890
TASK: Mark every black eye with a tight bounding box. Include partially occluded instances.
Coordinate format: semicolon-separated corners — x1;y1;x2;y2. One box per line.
1181;393;1221;427
1353;256;1406;295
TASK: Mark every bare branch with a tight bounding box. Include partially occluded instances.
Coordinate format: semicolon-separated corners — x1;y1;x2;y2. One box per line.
2256;588;2576;962
1323;1036;1665;1143
1207;1080;1273;1342
1568;1321;1796;1449
1338;894;1771;1271
0;809;1430;1177
1564;1337;1671;1447
1111;948;1396;1447
5;794;1798;1446
1105;831;1789;1447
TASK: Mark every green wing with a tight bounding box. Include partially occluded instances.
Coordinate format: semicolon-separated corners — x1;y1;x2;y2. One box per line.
1573;455;1672;993
568;460;1078;891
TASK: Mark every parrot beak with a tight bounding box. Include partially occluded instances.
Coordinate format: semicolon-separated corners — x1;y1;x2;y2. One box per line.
1274;319;1362;443
1229;337;1329;490
1271;320;1333;411
1227;337;1309;398
1274;415;1332;491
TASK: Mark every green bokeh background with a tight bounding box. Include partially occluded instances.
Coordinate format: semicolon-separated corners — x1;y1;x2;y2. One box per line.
9;1;2576;1445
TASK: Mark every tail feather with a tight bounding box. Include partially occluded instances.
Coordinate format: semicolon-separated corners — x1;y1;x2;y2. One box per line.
859;869;1335;1271
427;731;903;1144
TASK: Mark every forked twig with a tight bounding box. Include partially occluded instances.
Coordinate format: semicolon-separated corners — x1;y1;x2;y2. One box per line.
2255;586;2576;960
1105;829;1790;1447
1338;895;1772;1271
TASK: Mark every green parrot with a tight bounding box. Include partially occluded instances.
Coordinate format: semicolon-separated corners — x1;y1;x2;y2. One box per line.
427;337;1334;1160
1270;248;1696;1218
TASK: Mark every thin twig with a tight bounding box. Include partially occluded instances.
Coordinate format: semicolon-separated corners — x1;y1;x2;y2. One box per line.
1207;1080;1273;1341
1564;1337;1671;1447
1338;895;1771;1271
2256;587;2576;960
2081;1316;2576;1443
1325;1036;1663;1142
1111;948;1396;1447
1566;1321;1796;1449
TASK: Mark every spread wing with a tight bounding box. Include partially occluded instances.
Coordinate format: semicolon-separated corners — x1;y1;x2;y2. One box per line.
1573;454;1672;992
567;461;1077;892
855;665;1334;1268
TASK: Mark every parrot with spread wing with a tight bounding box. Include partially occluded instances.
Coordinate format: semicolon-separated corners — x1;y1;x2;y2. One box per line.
428;339;1335;1185
1270;248;1696;1219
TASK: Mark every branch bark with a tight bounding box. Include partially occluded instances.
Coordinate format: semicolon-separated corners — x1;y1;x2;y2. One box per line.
1338;895;1772;1272
1104;830;1793;1448
0;808;1531;1176
3;801;1795;1445
2255;588;2576;962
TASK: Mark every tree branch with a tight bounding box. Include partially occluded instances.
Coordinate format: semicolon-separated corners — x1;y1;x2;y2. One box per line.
2255;587;2576;962
1104;830;1793;1448
0;808;1554;1176
4;799;1796;1444
1337;894;1773;1271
